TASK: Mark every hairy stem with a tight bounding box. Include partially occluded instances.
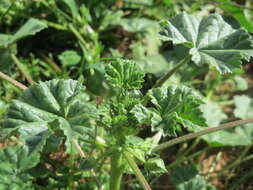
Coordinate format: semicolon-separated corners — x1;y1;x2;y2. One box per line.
153;117;253;152
153;55;191;88
110;153;123;190
0;71;27;90
123;151;152;190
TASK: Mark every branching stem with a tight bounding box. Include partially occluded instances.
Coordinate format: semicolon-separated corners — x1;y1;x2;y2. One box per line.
153;117;253;152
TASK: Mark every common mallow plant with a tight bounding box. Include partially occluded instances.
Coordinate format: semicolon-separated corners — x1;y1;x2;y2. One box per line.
1;13;253;190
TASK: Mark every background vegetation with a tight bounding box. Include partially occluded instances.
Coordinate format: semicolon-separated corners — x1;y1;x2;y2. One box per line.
1;0;253;189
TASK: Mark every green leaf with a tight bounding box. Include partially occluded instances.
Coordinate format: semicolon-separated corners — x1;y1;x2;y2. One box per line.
99;10;124;30
2;79;98;153
125;136;156;163
194;99;253;146
176;176;217;190
233;75;248;91
219;3;253;33
62;0;79;18
58;50;81;66
0;45;16;72
159;12;253;73
200;100;227;127
0;146;39;190
0;18;47;47
234;95;253;119
131;104;153;125
120;18;158;33
171;165;217;190
132;86;206;136
105;59;145;90
171;164;199;185
135;46;189;75
144;158;167;174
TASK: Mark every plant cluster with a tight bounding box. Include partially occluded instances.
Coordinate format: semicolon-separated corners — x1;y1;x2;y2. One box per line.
1;0;253;190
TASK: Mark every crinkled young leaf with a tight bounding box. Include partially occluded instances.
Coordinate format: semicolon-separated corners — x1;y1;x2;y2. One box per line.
132;86;207;136
2;79;98;153
159;12;253;73
0;146;39;190
0;18;47;47
105;59;145;89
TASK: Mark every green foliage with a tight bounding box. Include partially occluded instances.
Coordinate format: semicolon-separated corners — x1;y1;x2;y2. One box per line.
1;2;253;189
195;97;253;146
0;18;47;47
106;59;145;90
144;158;167;174
159;12;253;73
132;86;207;136
58;50;81;66
172;165;217;190
0;146;39;190
2;79;97;154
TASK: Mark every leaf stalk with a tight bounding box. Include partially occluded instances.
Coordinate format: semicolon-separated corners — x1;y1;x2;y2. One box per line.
0;71;28;90
123;151;152;190
153;55;191;88
153;117;253;152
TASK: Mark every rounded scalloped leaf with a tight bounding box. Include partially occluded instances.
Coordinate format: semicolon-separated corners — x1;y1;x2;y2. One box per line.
159;12;253;74
2;79;97;154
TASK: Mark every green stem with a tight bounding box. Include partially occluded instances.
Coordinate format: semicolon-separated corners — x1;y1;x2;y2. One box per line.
206;154;253;177
167;147;210;169
153;55;191;88
110;153;123;190
73;140;102;189
152;117;253;152
68;142;75;190
42;20;67;31
0;0;19;22
0;71;27;90
150;147;210;186
11;54;34;84
123;151;152;190
68;24;89;50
